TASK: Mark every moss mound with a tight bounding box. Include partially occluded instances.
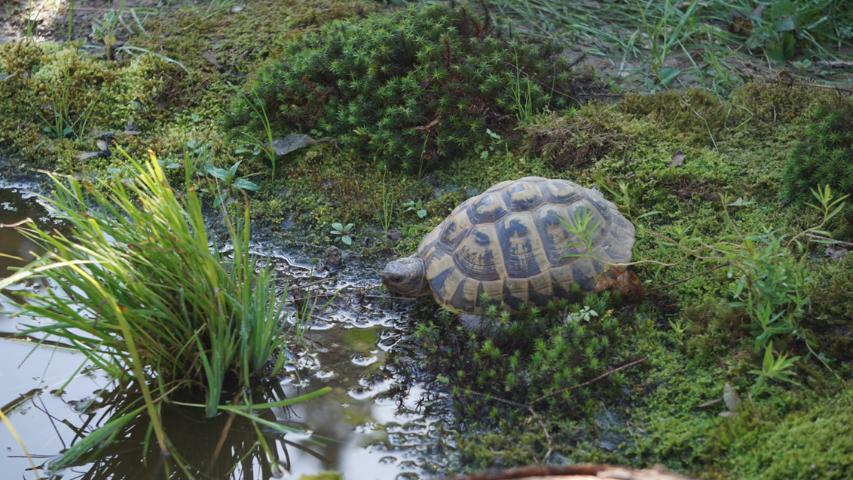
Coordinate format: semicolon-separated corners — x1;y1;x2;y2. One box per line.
782;97;853;239
0;42;176;168
227;4;580;172
724;387;853;480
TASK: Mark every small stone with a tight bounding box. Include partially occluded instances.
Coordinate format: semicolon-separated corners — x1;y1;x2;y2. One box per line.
272;134;315;157
669;148;685;167
386;229;402;242
322;246;344;272
826;245;848;261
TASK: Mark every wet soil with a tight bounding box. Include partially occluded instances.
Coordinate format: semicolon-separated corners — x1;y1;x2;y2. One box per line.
0;183;454;479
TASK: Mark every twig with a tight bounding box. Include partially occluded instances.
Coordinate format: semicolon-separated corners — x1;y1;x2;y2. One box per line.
531;357;647;405
661;263;726;288
764;78;853;94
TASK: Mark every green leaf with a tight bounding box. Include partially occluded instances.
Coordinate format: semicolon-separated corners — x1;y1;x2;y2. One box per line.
232;178;259;191
657;67;681;87
206;165;229;181
331;222;343;231
763;342;774;371
228;160;242;178
341;235;353;246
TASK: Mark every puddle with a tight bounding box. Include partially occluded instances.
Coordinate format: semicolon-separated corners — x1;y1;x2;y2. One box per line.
0;184;453;479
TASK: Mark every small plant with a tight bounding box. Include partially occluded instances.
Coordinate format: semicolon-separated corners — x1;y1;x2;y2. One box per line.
745;0;853;62
380;169;395;233
565;305;598;324
403;200;427;219
91;10;121;60
37;82;100;139
234;89;278;178
560;206;601;259
205;160;260;207
511;52;536;123
751;342;801;387
782;99;853;239
668;317;688;345
478;128;507;161
330;222;354;246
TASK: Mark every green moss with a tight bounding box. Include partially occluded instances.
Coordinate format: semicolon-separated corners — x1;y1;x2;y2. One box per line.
341;326;380;354
782;97;853;239
525;104;639;170
723;387;853;480
620;88;727;148
728;82;843;127
0;42;178;169
299;473;342;480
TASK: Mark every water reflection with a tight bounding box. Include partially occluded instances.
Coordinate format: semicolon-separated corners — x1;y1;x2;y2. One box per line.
52;384;324;479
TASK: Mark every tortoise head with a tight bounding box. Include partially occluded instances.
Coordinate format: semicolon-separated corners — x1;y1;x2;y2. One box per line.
381;256;429;297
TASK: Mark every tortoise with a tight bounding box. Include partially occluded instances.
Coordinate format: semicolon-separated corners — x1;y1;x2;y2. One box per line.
381;177;638;315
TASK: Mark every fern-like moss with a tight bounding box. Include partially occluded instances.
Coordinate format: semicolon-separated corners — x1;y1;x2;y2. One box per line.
227;4;581;172
782;97;853;239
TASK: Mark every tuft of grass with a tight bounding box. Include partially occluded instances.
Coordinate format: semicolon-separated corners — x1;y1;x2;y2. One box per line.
1;148;293;429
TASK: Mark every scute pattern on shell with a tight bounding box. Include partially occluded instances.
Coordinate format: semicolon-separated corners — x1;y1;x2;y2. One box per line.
416;177;635;313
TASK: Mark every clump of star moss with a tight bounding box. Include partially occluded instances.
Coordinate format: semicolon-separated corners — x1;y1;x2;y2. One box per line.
227;4;584;173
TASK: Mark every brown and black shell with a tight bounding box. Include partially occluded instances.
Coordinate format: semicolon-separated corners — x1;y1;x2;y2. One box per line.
416;177;635;313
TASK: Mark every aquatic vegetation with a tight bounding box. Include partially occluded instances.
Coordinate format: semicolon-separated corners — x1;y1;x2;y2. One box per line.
227;4;578;172
782;97;853;239
0;150;322;469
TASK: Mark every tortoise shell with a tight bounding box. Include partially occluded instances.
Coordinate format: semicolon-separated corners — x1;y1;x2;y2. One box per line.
416;177;635;312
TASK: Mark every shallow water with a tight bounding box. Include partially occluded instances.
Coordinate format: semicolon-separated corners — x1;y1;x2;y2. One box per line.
0;184;451;479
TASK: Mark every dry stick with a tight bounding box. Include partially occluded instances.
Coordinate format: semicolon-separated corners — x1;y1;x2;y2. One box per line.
531;357;647;405
0;218;34;228
211;392;244;464
763;77;853;94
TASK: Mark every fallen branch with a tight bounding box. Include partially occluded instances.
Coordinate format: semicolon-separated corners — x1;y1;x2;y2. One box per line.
532;357;647;405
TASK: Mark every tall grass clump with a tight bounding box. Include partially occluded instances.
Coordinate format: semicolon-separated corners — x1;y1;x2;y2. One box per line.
1;150;293;433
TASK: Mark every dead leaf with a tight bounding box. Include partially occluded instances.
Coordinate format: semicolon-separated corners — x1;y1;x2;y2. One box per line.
76;151;103;161
825;245;848;261
415;116;440;132
668;149;685;167
203;50;221;70
723;382;741;412
272;134;316;157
